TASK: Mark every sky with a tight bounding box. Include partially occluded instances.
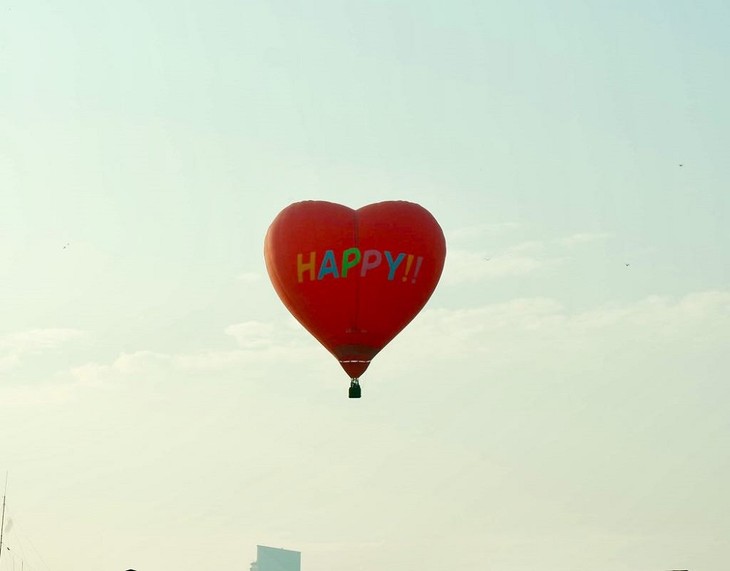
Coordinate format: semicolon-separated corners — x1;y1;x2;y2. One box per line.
1;0;729;570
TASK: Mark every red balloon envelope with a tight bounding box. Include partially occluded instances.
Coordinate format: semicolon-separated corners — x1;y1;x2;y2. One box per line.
264;200;447;380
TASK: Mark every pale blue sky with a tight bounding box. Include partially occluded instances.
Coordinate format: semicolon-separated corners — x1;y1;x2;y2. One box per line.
1;1;729;570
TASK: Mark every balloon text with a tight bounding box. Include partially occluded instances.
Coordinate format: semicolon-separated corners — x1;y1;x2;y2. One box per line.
297;249;424;283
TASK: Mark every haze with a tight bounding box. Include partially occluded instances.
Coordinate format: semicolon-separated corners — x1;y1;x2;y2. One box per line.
1;1;729;570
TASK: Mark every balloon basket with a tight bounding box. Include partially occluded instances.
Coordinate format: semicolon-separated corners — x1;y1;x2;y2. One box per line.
348;379;361;399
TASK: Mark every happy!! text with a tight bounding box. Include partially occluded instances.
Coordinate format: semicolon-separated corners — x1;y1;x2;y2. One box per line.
297;248;424;283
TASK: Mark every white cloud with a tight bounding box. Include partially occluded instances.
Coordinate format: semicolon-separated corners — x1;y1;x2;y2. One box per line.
236;271;263;284
0;328;85;372
504;239;546;254
441;229;616;285
68;350;171;387
386;290;730;369
0;328;84;352
442;248;554;284
225;321;276;349
70;362;116;386
557;232;612;247
9;292;728;408
572;291;730;331
172;350;248;372
448;222;521;243
63;318;324;388
179;319;322;373
0;379;83;407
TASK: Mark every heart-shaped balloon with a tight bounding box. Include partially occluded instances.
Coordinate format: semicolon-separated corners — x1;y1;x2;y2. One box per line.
264;201;446;380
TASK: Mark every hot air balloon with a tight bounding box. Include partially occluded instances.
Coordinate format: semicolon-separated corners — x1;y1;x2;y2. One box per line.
264;200;446;398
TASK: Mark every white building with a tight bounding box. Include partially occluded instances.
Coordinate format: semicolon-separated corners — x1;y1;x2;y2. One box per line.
250;545;301;571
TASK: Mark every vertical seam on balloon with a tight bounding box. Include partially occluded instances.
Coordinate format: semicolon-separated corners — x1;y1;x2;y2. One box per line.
352;208;360;334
